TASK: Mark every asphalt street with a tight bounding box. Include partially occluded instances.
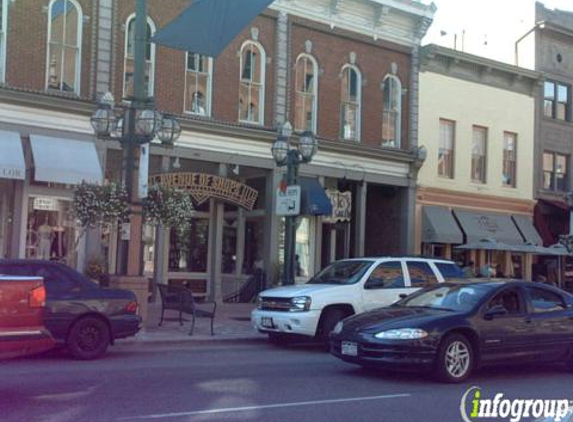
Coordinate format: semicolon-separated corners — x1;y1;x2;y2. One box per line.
1;339;572;422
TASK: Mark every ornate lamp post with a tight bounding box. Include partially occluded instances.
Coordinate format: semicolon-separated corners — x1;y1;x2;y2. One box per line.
90;0;181;276
271;123;318;285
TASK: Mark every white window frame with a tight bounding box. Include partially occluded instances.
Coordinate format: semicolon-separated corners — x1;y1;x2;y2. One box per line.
238;41;265;125
471;125;488;184
123;13;156;99
294;53;318;133
340;64;361;141
0;0;7;83
184;52;213;116
45;0;83;94
438;119;455;179
382;74;402;148
502;132;517;188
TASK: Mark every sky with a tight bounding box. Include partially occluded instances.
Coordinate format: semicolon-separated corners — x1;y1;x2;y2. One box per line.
422;0;573;65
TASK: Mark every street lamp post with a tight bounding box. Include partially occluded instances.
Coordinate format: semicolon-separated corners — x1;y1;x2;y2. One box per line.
90;0;181;276
271;123;318;285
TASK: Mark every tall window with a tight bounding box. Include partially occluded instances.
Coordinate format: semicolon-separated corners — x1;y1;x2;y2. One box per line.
382;75;402;148
239;41;265;124
184;53;212;116
46;0;82;94
438;119;455;179
340;65;361;141
471;126;487;183
543;152;568;192
502;132;517;188
0;0;7;83
123;15;155;98
295;54;318;132
544;81;570;121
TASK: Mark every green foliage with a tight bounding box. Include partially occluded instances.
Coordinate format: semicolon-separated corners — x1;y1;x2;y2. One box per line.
73;182;130;228
143;185;194;228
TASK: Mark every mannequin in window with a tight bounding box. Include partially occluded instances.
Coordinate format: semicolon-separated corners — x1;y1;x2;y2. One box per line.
191;91;206;115
37;217;53;260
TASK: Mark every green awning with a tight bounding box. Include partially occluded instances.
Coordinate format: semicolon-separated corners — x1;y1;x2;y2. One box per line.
421;206;463;244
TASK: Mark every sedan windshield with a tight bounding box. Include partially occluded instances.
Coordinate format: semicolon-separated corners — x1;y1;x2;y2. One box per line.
399;284;494;312
307;260;373;285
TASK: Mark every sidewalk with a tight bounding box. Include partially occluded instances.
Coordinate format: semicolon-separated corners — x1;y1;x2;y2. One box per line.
125;301;267;344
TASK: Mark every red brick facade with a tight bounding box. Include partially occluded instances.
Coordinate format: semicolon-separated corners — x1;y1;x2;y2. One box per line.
3;1;412;148
5;0;94;98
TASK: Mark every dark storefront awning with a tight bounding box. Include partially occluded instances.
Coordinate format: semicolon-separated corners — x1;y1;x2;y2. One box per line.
512;215;543;246
453;209;524;245
152;0;275;57
421;206;463;244
299;178;332;216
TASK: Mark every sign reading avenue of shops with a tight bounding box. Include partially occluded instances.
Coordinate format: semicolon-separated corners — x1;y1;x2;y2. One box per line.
148;172;259;211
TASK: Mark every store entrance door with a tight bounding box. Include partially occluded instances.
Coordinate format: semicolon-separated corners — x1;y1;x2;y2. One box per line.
321;223;351;269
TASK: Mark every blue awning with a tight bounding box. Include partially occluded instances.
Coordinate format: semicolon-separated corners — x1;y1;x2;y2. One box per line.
152;0;275;57
299;178;332;216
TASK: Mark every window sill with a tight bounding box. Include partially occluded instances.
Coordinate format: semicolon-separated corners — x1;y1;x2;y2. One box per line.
183;110;211;118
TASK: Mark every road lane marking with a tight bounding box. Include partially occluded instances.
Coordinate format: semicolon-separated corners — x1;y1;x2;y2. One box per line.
119;393;412;420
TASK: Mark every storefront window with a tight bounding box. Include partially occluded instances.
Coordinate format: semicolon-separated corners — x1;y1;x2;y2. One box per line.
168;218;209;273
242;217;264;274
25;196;76;266
295;217;311;277
222;217;238;274
142;224;155;275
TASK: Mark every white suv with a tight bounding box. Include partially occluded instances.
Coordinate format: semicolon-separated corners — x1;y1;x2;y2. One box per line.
252;257;464;341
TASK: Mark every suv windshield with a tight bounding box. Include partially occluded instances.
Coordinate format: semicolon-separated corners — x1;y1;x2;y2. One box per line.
307;260;373;285
399;284;494;312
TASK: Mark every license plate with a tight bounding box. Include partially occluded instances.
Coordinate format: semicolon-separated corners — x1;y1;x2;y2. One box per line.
261;317;275;329
341;341;358;356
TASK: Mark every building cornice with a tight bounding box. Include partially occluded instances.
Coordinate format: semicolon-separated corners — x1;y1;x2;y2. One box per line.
0;86;419;166
270;0;435;48
420;44;543;96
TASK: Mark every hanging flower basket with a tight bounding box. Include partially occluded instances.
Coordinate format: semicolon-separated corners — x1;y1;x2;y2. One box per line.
73;182;130;228
143;185;194;228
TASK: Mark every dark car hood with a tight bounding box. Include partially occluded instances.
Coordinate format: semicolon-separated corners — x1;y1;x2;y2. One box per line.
342;306;456;333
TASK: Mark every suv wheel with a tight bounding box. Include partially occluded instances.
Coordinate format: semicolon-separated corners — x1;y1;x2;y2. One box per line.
317;308;346;342
67;316;110;360
434;333;474;383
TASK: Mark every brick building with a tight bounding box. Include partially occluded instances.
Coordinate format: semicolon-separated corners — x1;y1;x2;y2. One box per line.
0;0;434;300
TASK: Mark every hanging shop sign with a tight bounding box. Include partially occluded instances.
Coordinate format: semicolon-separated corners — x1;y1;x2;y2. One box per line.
148;172;259;211
33;197;58;211
324;190;352;223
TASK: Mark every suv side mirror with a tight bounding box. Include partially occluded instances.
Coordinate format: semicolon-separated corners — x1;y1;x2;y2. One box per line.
364;278;388;290
484;304;508;320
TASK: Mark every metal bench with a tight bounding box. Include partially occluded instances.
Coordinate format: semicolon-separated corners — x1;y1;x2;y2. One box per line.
157;284;217;335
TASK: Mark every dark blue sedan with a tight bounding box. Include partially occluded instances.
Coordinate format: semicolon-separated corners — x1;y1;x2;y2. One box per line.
330;281;573;383
0;260;141;360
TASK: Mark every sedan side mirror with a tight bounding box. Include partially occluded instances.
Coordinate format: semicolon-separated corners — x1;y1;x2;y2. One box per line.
399;293;408;299
484;304;509;320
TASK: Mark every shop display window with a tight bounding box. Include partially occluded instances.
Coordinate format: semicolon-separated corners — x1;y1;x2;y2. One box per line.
25;196;76;266
168;218;209;273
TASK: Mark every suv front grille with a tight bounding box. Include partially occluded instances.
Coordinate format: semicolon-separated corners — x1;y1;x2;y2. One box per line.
260;297;292;312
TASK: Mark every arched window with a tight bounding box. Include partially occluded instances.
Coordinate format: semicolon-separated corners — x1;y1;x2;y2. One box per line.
382;74;402;148
123;14;156;98
0;0;8;83
340;64;361;141
294;54;318;132
46;0;82;94
239;41;265;124
184;53;212;116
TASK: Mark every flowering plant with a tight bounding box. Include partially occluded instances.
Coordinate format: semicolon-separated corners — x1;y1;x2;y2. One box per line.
143;185;194;228
73;182;130;228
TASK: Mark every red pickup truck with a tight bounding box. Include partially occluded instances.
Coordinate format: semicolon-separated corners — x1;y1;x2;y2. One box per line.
0;275;56;359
